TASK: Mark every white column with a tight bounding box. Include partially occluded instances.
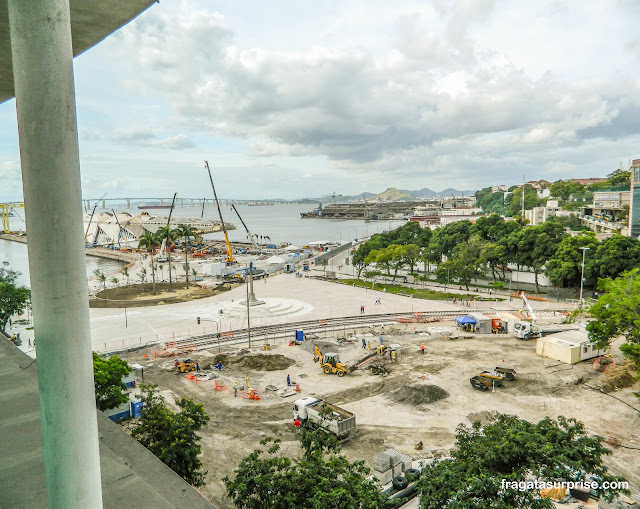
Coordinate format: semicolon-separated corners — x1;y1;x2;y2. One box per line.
8;1;103;507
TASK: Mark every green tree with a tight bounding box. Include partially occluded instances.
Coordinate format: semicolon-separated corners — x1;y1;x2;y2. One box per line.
93;268;107;290
121;266;130;286
594;234;640;280
388;244;408;281
364;246;393;276
517;220;566;292
437;236;487;291
401;244;421;274
508;184;545;217
93;353;131;411
132;385;210;486
586;268;640;368
156;226;177;290
544;233;599;288
606;168;631;187
0;263;31;332
174;224;197;288
428;221;473;265
417;414;628;509
138;232;161;294
549;180;585;201
475;188;509;215
224;431;386;509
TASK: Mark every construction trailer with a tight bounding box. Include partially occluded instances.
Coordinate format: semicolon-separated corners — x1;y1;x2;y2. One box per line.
536;329;604;364
468;313;493;334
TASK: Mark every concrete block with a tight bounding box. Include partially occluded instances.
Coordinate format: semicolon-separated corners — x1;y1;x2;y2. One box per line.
399;453;413;472
373;451;391;472
386;449;402;466
374;468;393;485
392;464;403;477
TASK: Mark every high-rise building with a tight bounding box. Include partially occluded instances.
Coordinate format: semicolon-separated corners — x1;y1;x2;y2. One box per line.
630;159;640;238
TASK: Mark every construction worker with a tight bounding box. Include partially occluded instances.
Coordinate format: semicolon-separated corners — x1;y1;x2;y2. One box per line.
196;361;200;372
245;376;250;389
361;337;366;348
367;341;371;351
287;374;291;387
421;344;425;354
233;381;238;397
216;361;223;371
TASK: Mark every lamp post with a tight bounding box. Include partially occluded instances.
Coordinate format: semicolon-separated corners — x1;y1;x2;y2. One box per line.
579;247;590;304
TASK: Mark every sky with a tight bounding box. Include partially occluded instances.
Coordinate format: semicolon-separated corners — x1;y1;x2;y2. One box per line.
1;0;640;201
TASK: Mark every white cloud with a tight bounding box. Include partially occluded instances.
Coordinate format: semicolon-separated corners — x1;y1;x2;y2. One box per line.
3;0;640;199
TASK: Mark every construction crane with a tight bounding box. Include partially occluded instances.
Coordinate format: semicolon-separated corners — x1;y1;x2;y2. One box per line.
231;204;258;251
84;193;106;245
513;292;539;339
0;202;24;234
204;161;234;264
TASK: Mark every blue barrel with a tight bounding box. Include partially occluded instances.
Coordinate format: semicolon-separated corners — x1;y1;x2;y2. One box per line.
295;330;304;342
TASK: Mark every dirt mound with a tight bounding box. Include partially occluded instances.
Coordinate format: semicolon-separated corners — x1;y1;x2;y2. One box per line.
467;410;500;425
234;354;296;371
390;384;449;406
300;339;338;354
590;362;638;393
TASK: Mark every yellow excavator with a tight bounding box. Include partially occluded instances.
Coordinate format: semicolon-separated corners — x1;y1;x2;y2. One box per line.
205;160;235;264
314;346;350;377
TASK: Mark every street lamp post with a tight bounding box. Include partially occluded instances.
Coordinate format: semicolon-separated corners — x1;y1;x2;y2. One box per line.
579;247;590;304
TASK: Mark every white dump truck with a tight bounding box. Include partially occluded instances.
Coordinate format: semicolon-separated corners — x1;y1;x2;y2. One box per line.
293;397;356;439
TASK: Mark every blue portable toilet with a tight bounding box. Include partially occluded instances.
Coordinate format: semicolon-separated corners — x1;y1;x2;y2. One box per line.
295;330;304;342
132;401;143;418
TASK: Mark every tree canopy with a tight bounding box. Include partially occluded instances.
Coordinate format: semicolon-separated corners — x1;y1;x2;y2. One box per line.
586;268;640;368
417;414;628;509
0;262;31;332
93;353;131;411
132;385;210;486
224;431;387;509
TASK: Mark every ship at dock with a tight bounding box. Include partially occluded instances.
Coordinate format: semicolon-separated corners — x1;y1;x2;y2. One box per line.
300;203;323;218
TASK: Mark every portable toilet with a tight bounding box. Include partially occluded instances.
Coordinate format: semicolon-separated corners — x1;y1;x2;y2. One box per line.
295;330;304;342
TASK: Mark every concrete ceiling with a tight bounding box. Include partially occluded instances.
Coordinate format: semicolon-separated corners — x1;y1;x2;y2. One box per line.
0;0;156;104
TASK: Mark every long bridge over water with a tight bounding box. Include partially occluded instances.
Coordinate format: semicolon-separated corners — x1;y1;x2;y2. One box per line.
82;197;304;210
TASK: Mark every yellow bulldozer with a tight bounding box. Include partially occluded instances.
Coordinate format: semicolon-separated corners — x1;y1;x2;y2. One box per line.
314;346;350;377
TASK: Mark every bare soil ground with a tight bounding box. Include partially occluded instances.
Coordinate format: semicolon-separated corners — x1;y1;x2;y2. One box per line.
90;282;229;308
119;321;640;508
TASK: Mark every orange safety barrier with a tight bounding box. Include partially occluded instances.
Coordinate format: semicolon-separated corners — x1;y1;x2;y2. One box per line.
214;380;227;391
221;331;233;338
248;389;261;401
186;373;196;380
165;341;177;350
295;383;301;393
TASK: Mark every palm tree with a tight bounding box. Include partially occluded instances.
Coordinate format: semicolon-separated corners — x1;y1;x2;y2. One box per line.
93;269;107;290
121;266;130;286
138;232;160;294
156;226;177;291
138;267;147;284
173;224;197;288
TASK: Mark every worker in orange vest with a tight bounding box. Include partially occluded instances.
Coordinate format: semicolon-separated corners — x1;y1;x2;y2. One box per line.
421;344;425;354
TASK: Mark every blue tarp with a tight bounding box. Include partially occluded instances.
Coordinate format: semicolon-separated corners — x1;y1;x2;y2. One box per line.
456;315;477;325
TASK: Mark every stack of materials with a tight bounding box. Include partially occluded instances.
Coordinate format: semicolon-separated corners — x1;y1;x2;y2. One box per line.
372;448;413;484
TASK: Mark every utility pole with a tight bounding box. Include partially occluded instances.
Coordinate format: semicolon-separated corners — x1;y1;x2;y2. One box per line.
579;247;590;304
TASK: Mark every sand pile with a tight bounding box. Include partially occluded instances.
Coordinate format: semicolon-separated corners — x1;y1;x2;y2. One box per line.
390;384;449;406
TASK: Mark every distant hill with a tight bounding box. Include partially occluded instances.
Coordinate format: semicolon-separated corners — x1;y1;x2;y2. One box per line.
373;187;416;201
305;187;475;202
